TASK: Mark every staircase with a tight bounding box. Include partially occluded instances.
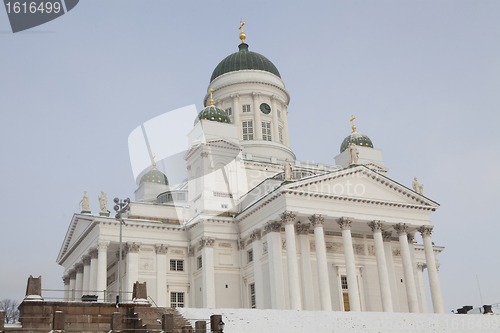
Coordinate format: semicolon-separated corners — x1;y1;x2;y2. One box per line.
164;308;193;330
128;305;192;332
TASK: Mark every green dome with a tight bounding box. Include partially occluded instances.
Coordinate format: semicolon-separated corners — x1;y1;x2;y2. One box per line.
194;105;231;125
340;132;374;153
210;43;281;82
140;169;169;185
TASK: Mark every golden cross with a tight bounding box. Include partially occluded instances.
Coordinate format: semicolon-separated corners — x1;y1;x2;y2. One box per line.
152;153;157;169
350;115;357;133
209;88;214;106
239;21;245;33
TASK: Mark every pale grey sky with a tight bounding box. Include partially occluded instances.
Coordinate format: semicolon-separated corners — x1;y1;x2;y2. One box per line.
1;0;499;312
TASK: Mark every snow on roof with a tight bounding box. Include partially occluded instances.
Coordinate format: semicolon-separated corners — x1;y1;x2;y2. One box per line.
177;308;494;333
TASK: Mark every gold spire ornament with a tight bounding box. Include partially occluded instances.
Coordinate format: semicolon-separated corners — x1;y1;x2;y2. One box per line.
152;153;157;170
209;87;214;106
350;115;357;133
239;20;246;44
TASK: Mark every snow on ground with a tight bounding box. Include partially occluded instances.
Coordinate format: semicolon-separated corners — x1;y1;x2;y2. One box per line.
177;308;500;333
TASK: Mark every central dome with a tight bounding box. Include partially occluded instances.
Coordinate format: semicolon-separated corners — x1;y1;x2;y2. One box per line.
210;43;281;82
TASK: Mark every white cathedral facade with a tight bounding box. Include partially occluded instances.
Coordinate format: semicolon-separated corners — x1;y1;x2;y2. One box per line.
57;29;446;314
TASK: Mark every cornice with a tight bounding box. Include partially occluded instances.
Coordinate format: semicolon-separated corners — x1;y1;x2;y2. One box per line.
206;81;290;106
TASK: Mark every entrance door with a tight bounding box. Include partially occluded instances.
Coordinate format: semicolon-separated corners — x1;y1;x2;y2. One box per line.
343;292;350;312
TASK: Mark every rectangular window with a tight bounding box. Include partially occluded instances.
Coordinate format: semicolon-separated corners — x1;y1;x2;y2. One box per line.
242;104;251;113
197;256;203;269
262;122;271;141
242;120;254;140
225;108;232;116
247;249;253;263
278;126;283;144
171;292;184;308
249;283;256;309
341;275;348;290
170;259;184;271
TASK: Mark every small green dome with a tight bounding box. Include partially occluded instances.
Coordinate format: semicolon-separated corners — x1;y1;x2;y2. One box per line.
210;43;281;82
340;132;374;153
194;105;231;125
140;169;169;185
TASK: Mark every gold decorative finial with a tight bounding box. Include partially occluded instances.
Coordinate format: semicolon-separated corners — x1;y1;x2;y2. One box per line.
239;21;246;44
209;87;214;106
152;153;157;170
350;115;357;133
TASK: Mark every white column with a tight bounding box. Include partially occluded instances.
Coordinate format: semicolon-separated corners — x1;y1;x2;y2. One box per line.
283;104;290;146
201;238;216;308
271;95;280;143
337;217;361;312
68;270;76;301
417;263;429;313
368;221;393;312
156;244;168;307
418;225;445;314
382;231;400;311
125;242;140;301
250;229;265;309
63;275;70;301
408;233;424;312
394;223;419;313
82;256;91;296
75;263;84;301
310;214;332;311
265;221;286;309
89;248;98;294
252;92;262;140
296;222;315;310
282;212;302;310
96;240;109;302
231;94;240;139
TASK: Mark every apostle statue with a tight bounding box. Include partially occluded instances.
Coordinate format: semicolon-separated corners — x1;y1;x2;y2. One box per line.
98;191;108;213
284;158;293;181
348;142;359;165
79;191;90;212
412;177;424;195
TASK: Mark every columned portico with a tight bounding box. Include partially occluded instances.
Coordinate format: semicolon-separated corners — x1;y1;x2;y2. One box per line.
265;220;286;309
418;225;445;313
250;229;264;309
368;221;393;312
89;248;98;294
96;240;109;302
125;242;140;300
394;223;419;313
337;217;361;312
82;255;91;296
156;244;168;307
309;214;332;311
296;222;315;310
68;269;76;301
63;275;70;301
200;237;216;308
75;263;84;300
382;231;400;311
282;211;302;310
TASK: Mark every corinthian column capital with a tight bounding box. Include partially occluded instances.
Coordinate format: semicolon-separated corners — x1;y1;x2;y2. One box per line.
281;211;296;225
309;214;324;227
368;220;384;232
199;237;215;249
295;222;310;235
394;223;409;236
264;221;282;233
337;217;352;230
417;225;434;237
382;231;393;242
249;229;262;242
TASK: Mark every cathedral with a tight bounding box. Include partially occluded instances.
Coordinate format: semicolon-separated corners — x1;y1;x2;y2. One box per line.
57;24;445;314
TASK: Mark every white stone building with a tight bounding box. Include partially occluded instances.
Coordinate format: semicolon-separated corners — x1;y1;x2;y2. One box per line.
57;30;445;314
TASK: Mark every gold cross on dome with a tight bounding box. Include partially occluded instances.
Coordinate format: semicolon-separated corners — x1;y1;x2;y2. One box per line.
209;88;214;106
152;153;157;169
239;21;245;33
350;115;357;133
239;21;246;43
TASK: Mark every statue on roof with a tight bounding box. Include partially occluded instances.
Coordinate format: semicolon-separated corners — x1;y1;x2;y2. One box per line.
79;191;90;213
412;177;424;195
348;142;359;165
98;191;108;213
284;158;293;181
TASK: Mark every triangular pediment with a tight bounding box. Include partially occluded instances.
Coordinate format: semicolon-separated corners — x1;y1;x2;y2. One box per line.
57;214;94;264
184;138;242;160
287;166;438;207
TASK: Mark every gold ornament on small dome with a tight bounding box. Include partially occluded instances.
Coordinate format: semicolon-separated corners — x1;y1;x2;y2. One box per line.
350;115;357;133
239;21;246;44
209;87;214;106
152;153;157;170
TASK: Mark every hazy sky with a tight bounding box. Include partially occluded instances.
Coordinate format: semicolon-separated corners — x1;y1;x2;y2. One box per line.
1;0;499;312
